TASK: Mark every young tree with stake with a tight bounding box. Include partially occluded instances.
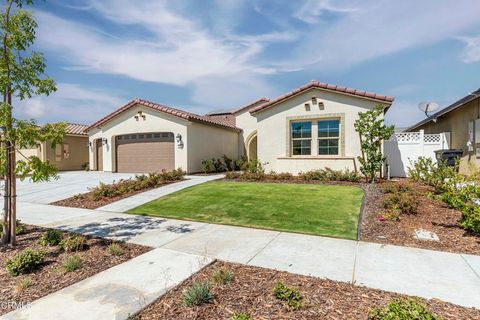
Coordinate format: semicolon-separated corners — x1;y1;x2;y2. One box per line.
1;0;65;246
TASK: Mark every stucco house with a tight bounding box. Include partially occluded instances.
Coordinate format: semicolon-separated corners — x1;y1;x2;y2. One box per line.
407;89;480;172
17;123;89;171
86;80;394;174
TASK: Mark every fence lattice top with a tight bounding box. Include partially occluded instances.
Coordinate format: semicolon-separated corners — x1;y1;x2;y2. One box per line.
389;132;442;143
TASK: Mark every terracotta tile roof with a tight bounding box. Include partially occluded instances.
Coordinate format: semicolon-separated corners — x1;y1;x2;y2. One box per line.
207;98;270;117
86;98;241;132
249;80;395;115
65;123;89;136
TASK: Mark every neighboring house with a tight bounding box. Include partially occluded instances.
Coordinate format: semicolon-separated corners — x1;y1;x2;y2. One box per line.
406;89;480;172
17;123;89;171
86;80;394;174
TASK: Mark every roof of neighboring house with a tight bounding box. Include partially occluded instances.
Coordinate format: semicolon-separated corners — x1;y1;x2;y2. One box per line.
65;123;89;136
207;98;270;116
406;89;480;132
249;80;395;115
86;98;241;132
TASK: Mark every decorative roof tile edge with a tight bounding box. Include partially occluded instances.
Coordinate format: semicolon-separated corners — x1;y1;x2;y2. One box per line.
249;80;394;115
86;98;241;132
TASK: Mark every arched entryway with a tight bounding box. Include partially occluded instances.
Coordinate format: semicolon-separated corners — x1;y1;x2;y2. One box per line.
246;132;257;161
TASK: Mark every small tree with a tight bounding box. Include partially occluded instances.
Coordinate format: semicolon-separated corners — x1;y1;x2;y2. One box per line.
1;0;65;246
354;105;394;183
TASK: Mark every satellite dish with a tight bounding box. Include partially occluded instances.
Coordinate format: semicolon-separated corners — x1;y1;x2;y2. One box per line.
418;101;439;115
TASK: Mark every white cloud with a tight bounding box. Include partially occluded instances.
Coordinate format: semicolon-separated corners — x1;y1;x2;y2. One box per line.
293;0;358;24
459;35;480;63
14;83;124;124
284;0;480;70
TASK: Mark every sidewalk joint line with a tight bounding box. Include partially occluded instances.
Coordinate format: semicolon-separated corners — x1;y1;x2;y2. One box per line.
460;254;480;281
351;241;360;284
246;231;282;265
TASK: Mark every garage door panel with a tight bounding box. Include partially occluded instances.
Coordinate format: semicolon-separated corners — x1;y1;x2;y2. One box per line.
116;133;174;173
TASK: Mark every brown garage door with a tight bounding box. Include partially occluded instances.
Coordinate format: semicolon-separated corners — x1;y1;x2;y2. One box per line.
116;132;174;173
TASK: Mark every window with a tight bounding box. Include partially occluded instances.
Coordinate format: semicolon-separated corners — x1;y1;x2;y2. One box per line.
63;143;70;159
318;120;340;155
291;121;312;155
55;144;62;162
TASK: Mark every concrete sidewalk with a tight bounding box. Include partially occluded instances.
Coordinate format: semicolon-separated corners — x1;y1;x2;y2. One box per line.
15;203;480;309
96;174;224;212
2;248;213;320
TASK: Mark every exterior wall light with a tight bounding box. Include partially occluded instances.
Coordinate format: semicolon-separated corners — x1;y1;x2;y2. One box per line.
176;133;184;149
102;138;108;146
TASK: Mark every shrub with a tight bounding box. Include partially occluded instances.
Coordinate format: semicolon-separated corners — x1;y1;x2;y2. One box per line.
60;235;87;252
368;298;439;320
6;249;46;277
0;219;25;238
298;168;360;182
39;229;63;246
211;267;233;285
107;243;124;256
62;255;82;273
201;159;215;174
381;181;412;194
225;171;241;180
213;158;227;172
273;282;303;309
223;155;234;171
382;193;418;215
231;312;252;320
15;277;33;293
182;281;213;307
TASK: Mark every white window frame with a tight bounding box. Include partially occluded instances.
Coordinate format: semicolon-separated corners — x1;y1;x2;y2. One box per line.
290;121;312;156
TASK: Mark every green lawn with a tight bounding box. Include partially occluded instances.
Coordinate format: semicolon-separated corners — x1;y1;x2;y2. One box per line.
128;181;364;239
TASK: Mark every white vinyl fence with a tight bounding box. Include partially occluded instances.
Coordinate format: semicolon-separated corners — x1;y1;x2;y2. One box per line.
384;130;451;177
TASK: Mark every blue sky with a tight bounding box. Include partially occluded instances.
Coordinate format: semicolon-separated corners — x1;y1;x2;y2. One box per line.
15;0;480;128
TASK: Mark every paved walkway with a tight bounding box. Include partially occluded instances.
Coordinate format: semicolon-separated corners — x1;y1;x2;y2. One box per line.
10;202;480;310
97;174;224;212
3;248;212;319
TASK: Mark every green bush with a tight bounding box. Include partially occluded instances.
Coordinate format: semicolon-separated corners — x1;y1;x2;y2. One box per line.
182;281;213;307
0;219;25;238
225;171;241;179
62;255;82;273
6;248;46;277
382;193;418;215
15;277;33;292
231;312;252;320
201;159;215;174
369;298;440;320
381;181;412;194
273;282;303;309
211;267;233;285
60;235;87;252
39;229;63;246
222;155;234;171
298;168;360;182
107;243;124;256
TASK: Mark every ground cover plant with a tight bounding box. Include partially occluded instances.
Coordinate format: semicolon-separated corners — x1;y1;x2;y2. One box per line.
133;261;478;320
128;180;364;239
360;179;480;255
0;225;150;315
52;169;185;209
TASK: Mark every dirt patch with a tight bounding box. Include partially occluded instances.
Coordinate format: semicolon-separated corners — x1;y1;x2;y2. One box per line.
51;179;183;209
0;225;151;315
360;180;480;255
134;261;479;320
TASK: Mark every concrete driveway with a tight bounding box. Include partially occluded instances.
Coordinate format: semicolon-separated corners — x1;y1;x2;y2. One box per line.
1;171;135;205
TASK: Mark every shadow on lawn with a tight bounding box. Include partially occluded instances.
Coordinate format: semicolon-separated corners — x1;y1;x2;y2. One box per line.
54;215;196;242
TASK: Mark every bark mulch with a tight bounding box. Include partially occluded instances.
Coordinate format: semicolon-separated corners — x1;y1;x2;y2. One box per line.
134;261;479;320
0;225;151;315
360;180;480;255
51;179;184;209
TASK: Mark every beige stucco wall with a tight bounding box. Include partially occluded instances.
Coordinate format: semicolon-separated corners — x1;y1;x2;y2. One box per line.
16;145;42;163
45;136;89;171
88;105;189;172
186;123;239;173
235;110;259;157
253;88;384;174
415;97;480;173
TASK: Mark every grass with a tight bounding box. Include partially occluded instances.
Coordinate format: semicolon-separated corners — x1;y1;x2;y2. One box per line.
128;181;363;239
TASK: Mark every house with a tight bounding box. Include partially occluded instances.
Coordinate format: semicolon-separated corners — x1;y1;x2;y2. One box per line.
86;80;394;174
406;89;480;172
17;123;89;171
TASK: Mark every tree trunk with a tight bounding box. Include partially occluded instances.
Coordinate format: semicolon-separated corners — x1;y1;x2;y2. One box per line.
8;90;15;246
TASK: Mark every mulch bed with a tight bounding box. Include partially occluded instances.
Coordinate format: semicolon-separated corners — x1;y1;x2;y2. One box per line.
0;225;151;315
360;180;480;255
51;179;184;209
134;261;480;320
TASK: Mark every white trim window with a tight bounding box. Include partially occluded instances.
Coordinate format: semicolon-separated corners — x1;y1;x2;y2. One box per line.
318;120;340;155
291;121;312;155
